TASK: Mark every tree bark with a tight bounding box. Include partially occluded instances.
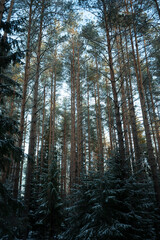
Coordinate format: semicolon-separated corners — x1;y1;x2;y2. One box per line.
87;74;91;171
52;52;57;159
76;45;83;179
95;57;104;173
13;0;33;199
124;28;141;165
40;84;46;173
48;50;57;170
36;120;40;167
3;0;14;41
25;0;45;206
19;118;27;192
153;0;160;18
143;38;160;167
48;69;54;158
134;20;160;207
70;40;76;189
115;31;130;157
106;78;113;152
61;110;67;197
101;0;125;167
126;0;160;206
0;0;5;25
94;81;100;170
144;85;159;162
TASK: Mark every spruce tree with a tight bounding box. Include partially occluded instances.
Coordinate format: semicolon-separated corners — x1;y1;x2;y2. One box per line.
0;6;25;239
59;152;159;240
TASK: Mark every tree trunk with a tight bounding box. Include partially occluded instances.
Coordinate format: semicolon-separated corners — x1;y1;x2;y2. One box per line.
144;85;159;162
48;50;57;170
134;20;160;207
101;0;125;167
124;28;141;165
106;78;113;152
48;69;54;158
87;75;91;171
36;120;40;167
144;38;160;167
40;84;46;173
95;57;104;173
84;133;87;174
126;0;160;206
25;0;45;206
19;118;27;192
61;110;67;197
52;52;57;159
76;46;83;179
13;0;33;199
94;81;100;170
0;0;5;25
153;0;160;18
70;40;76;189
127;122;134;170
115;31;130;157
3;0;14;41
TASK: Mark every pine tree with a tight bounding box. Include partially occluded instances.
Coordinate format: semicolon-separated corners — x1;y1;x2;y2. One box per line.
25;0;45;208
13;0;34;199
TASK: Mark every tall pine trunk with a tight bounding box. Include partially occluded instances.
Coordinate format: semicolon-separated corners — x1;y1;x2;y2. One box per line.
76;46;83;179
106;78;113;152
3;0;14;41
143;39;160;167
13;0;33;199
48;50;57;170
48;68;54;158
19;119;27;192
124;28;141;165
115;31;129;157
40;84;46;173
125;0;160;206
25;0;45;206
51;52;57;160
61;110;67;197
101;0;125;168
94;82;100;170
95;57;104;172
70;40;76;189
144;85;159;160
87;74;91;171
0;0;5;24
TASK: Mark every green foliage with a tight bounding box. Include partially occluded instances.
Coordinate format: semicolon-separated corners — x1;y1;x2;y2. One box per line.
0;115;22;171
39;160;63;232
0;183;26;240
59;153;159;240
0;9;23;174
0;19;23;69
0;7;24;240
28;159;63;239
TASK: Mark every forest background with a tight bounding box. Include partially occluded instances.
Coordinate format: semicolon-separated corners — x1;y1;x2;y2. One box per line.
0;0;160;239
